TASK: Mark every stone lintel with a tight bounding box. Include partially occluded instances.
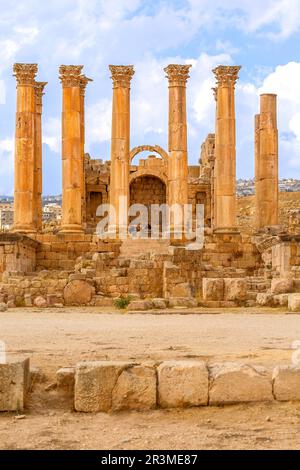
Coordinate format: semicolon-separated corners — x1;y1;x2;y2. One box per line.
13;63;38;86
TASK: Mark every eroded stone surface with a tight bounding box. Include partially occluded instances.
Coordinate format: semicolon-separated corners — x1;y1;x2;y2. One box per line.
0;358;30;411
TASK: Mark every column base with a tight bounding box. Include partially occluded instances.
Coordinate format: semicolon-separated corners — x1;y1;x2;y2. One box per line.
12;225;37;235
59;224;84;234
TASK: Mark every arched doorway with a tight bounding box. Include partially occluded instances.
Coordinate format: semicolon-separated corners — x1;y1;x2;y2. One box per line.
129;175;167;234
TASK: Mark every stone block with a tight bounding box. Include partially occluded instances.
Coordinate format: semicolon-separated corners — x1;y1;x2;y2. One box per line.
34;296;47;308
202;278;224;301
56;367;75;395
271;278;294;295
152;298;168;309
170;283;192;298
0;358;30;411
273;366;300;401
0;303;7;312
47;293;64;306
256;293;273;306
224;278;247;301
158;361;208;408
168;297;197;308
128;300;153;311
111;365;157;411
273;294;289;307
209;362;273;405
288;294;300;312
64;280;94;306
74;361;132;412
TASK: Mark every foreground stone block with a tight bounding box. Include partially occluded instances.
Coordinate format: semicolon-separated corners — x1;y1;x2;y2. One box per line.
209;362;273;405
271;278;294;295
168;297;197;308
273;366;300;401
202;278;224;301
288;294;300;312
256;293;273;307
128;300;153;311
224;278;247;302
64;280;94;306
57;367;75;395
152;298;167;309
112;365;157;411
273;294;289;307
0;358;30;411
158;361;208;408
74;361;132;412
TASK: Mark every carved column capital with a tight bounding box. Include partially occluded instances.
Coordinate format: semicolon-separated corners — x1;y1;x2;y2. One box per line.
59;65;83;87
34;82;47;108
80;75;93;97
213;65;241;88
164;64;192;86
13;63;38;86
109;65;135;88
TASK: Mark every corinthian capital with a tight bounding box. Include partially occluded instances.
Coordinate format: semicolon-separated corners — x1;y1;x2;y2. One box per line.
13;63;38;86
213;65;241;87
34;82;47;106
59;65;84;87
80;75;93;96
109;65;135;88
164;64;192;85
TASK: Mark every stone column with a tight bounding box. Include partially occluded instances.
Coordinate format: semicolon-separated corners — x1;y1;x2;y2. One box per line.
212;65;241;232
109;65;135;236
164;64;191;233
13;63;38;233
59;65;84;233
79;75;92;226
34;82;47;232
255;94;278;229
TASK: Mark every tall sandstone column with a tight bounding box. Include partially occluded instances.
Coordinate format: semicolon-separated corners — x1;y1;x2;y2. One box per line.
255;94;278;229
13;63;38;233
59;65;84;233
79;75;92;226
213;65;241;232
34;82;47;231
164;64;191;233
109;65;134;236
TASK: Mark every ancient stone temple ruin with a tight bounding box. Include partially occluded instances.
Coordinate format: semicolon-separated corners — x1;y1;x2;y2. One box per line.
0;62;300;311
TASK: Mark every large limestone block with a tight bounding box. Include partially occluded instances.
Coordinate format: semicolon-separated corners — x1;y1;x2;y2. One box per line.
64;280;94;306
288;294;300;312
74;361;132;412
271;278;294;295
0;358;30;411
209;362;273;405
224;278;247;301
158;361;208;408
170;283;192;298
112;365;157;411
127;300;153;311
273;366;300;401
202;278;224;301
256;293;273;306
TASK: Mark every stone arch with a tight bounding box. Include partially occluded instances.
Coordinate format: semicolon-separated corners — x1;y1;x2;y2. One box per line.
129;168;168;187
130;145;169;163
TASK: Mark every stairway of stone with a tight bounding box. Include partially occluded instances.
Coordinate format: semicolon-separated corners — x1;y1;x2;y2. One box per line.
246;276;272;300
119;238;170;258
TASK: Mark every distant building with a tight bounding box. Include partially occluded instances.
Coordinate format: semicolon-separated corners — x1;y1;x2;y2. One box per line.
42;203;62;223
0;209;14;230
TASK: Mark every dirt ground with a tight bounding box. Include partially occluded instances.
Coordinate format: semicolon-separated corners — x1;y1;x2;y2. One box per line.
1;307;300;450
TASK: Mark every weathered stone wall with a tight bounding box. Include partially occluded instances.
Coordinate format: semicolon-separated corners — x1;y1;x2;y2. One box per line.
0;234;38;279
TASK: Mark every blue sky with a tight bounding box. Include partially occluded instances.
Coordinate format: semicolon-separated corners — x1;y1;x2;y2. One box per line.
1;0;300;195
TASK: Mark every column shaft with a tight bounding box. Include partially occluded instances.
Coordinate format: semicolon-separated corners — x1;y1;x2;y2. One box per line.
34;82;47;231
213;65;241;232
79;76;92;226
255;94;278;228
109;65;134;235
13;63;38;233
59;65;84;233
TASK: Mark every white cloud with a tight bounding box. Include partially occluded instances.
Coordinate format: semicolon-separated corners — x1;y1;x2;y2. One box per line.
0;138;14;195
43;117;61;153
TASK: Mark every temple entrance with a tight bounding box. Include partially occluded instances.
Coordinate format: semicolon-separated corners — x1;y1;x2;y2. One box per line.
129;175;167;235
